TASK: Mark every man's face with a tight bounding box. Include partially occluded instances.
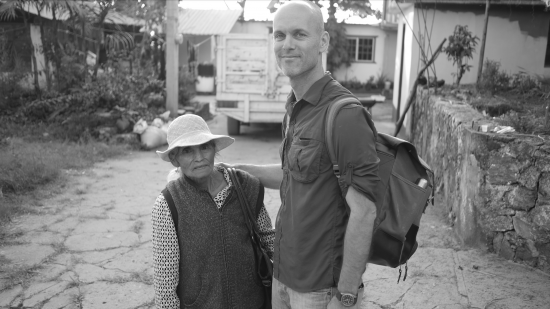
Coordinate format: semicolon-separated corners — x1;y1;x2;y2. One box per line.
273;4;323;79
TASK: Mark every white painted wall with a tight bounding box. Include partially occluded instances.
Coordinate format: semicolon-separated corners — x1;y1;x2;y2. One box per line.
332;24;397;83
394;4;550;137
414;6;549;85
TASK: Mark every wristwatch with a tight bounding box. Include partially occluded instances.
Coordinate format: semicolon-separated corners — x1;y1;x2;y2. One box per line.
335;283;364;307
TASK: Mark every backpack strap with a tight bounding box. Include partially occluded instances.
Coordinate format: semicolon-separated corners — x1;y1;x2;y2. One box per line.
324;95;363;178
161;188;180;244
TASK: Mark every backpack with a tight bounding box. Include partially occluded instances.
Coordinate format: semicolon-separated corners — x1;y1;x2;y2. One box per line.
325;95;434;282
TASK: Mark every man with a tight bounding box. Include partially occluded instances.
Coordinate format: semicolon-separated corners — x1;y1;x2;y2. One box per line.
226;1;380;308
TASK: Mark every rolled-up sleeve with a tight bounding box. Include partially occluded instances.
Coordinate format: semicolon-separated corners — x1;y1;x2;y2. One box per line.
332;105;380;204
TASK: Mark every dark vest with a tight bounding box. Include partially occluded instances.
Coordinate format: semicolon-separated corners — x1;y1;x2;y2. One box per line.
166;170;265;309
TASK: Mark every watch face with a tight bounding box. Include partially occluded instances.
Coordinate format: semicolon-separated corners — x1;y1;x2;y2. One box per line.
341;294;356;306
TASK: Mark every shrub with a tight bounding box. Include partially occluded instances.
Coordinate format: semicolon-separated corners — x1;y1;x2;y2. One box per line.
510;71;540;96
478;59;510;95
376;73;388;89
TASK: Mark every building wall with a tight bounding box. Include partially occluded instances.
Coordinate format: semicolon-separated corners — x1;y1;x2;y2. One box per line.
411;4;550;85
383;29;398;81
332;24;397;83
393;4;550;137
392;4;417;135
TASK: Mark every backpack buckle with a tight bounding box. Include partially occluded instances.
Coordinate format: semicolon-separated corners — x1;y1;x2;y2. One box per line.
333;164;341;178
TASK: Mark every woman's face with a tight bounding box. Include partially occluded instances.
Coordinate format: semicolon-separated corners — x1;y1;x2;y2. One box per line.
171;142;216;182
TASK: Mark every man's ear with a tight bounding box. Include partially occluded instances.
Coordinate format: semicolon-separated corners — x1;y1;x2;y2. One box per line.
170;160;180;168
320;31;330;53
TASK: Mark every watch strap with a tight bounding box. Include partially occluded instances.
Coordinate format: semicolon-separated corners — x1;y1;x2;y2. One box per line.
335;283;364;306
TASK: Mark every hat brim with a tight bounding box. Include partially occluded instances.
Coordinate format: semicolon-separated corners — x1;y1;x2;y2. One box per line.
156;133;234;162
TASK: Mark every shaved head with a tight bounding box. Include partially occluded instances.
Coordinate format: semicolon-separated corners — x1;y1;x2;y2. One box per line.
277;0;324;37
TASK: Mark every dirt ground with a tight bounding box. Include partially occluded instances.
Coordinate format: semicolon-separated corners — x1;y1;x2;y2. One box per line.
1;104;549;309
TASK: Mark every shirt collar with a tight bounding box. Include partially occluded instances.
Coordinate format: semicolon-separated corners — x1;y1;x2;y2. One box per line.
287;72;334;106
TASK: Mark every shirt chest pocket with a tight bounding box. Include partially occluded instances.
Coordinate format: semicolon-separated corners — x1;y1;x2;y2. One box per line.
288;138;323;183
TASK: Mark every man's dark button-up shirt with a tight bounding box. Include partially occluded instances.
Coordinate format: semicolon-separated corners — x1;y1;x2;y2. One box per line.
273;73;380;292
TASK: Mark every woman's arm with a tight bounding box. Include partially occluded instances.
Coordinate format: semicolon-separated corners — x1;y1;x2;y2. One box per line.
152;194;180;309
256;205;275;259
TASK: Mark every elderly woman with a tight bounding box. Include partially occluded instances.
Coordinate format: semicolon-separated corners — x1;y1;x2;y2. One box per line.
152;114;274;309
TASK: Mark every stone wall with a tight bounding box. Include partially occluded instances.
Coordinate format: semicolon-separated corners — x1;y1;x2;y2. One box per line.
411;89;550;273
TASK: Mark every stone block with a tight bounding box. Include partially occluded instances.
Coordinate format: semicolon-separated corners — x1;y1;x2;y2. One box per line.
506;142;536;159
507;186;536;211
535;156;550;172
515;245;537;265
531;205;550;228
499;237;516;260
518;166;540;190
493;232;504;253
513;216;536;240
486;156;519;185
538;193;550;207
483;215;513;232
539;173;550;197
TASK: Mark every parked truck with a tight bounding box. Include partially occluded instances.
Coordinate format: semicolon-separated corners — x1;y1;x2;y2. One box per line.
215;33;326;135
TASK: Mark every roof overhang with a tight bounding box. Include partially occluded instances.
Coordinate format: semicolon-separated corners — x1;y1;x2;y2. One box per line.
178;9;242;36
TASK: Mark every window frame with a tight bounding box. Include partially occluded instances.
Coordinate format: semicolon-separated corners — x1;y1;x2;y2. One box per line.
347;36;376;63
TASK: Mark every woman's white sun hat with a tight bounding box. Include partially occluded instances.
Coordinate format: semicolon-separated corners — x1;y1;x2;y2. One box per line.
156;114;234;162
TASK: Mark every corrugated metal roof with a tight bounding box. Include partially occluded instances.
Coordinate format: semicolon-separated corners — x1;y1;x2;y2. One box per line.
178;9;242;36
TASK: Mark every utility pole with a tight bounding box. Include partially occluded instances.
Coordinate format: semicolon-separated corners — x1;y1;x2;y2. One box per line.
166;0;179;117
477;0;490;85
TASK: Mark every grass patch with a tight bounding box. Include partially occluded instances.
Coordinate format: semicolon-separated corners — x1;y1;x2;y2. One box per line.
0;135;131;226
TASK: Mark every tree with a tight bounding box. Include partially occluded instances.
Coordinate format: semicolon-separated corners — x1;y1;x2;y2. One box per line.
443;25;479;87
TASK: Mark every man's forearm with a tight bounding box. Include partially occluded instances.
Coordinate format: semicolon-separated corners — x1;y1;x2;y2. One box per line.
338;186;377;294
234;163;283;190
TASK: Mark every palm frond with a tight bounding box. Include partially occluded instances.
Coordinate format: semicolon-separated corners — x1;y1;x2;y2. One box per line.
0;0;24;21
105;31;134;51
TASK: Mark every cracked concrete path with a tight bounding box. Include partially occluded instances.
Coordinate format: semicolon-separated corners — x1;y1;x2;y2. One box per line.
1;105;549;309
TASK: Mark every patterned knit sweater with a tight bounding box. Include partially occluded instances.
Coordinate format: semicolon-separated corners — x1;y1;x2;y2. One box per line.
152;166;274;308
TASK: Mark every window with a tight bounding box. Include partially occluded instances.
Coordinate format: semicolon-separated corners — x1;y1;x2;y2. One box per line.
347;37;375;62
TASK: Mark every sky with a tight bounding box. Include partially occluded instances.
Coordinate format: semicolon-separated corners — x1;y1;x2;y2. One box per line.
178;0;385;24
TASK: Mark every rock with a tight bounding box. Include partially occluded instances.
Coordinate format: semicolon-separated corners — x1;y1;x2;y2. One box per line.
507;186;537;211
538;173;550;198
535;156;550;172
513;216;535;240
487;156;519;185
518;166;540;190
484;215;513;232
493;232;504;253
531;205;550;228
499;237;516;260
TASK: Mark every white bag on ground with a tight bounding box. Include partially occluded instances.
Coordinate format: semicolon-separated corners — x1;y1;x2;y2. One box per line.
140;126;167;149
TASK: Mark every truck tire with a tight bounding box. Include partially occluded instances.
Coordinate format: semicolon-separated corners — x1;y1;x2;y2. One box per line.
227;117;240;135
